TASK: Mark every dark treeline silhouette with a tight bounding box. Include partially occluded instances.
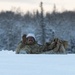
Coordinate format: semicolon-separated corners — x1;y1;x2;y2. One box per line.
0;5;75;53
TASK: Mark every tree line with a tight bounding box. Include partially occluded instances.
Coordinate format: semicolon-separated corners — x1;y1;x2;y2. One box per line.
0;3;75;53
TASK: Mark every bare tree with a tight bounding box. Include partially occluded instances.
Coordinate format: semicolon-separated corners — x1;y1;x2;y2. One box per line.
40;2;45;44
52;4;57;14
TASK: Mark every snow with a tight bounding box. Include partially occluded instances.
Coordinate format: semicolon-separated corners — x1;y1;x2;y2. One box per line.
0;50;75;75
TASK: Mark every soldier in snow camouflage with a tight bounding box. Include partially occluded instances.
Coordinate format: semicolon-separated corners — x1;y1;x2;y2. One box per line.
42;38;68;54
22;33;45;54
16;33;45;54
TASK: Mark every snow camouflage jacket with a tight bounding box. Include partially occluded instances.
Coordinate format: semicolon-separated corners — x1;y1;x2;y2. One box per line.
16;41;45;54
16;41;27;54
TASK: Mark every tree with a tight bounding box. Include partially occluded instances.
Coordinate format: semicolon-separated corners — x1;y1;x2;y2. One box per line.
40;2;45;44
52;4;57;14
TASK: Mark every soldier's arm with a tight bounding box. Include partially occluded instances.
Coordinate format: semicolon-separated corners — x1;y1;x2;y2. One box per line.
53;42;60;52
48;42;55;50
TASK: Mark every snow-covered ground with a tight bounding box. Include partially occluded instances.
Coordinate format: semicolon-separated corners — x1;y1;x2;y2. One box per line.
0;50;75;75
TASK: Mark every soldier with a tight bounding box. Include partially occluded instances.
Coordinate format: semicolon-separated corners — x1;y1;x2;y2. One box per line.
16;34;27;54
20;33;45;54
42;38;68;54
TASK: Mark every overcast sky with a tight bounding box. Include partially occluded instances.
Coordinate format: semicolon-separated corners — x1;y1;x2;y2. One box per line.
0;0;75;13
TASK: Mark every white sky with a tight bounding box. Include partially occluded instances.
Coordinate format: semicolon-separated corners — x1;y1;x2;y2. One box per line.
0;0;75;13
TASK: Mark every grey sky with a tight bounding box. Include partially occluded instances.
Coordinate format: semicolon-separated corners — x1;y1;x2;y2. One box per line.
0;0;75;12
